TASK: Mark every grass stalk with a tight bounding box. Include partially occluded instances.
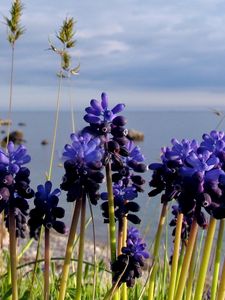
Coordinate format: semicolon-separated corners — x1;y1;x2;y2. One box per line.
58;199;81;300
75;193;86;300
47;74;62;180
6;46;15;148
105;159;119;300
44;228;50;300
105;162;117;263
174;219;198;300
217;255;225;299
168;213;183;300
121;217;128;300
210;219;225;300
147;202;168;300
8;207;18;300
185;240;197;300
193;217;217;300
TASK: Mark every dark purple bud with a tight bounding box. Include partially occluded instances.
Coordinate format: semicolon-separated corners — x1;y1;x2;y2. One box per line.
127;214;141;224
108;140;120;153
196;211;207;229
131;175;145;185
53;221;67;234
198;193;211;207
52;207;65;218
86;161;103;170
112;173;123;182
111;126;128;138
114;136;128;146
85;106;101;116
84;114;101;124
126;202;140;212
112;103;125;114
101;92;108;110
112;116;127;126
148;188;162;197
90;99;102;114
119;146;129;157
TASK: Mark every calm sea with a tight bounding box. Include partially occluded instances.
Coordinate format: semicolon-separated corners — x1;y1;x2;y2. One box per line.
0;110;222;243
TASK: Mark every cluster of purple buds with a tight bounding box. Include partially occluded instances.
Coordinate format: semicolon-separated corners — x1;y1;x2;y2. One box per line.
61;132;104;205
0;142;34;238
111;227;149;287
28;181;66;240
149;131;225;231
83;92;126;140
83;93;130;167
149;138;198;202
101;141;146;224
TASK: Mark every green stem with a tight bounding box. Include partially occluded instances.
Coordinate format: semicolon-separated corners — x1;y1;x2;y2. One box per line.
211;219;225;300
47;74;62;180
186;240;197;300
147;202;168;300
193;217;217;300
118;218;124;255
217;255;225;299
105;162;117;263
105;160;119;300
121;217;128;300
58;199;81;300
6;46;15;148
29;226;43;299
168;213;183;300
44;228;50;300
174;219;198;300
75;193;86;300
9;207;18;300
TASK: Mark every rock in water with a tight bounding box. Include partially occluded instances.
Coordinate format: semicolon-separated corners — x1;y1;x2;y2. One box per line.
127;129;144;141
1;130;25;147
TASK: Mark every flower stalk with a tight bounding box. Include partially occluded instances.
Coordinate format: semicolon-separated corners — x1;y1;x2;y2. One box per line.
58;199;81;300
168;213;183;300
147;202;168;300
174;219;198;300
44;228;50;300
217;255;225;299
105;162;117;264
193;217;217;300
211;219;225;300
9;207;18;300
121;217;128;300
75;193;86;300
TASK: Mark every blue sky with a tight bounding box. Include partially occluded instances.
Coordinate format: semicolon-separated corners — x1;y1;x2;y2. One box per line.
1;0;225;110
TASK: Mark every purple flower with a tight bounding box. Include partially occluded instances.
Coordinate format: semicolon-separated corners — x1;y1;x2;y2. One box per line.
0;143;34;238
84;92;125;125
101;181;140;224
0;142;31;174
61;132;104;205
200;130;225;153
112;227;149;287
28;181;66;239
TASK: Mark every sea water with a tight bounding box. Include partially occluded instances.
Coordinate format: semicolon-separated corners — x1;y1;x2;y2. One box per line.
0;110;222;244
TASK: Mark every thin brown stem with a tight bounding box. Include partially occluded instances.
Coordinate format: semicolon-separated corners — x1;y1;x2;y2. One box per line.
44;228;50;300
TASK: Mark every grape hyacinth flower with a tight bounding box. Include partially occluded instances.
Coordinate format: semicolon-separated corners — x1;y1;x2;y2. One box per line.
111;227;149;287
101;141;146;224
28;181;66;240
149;138;198;203
0;142;34;238
61;132;104;205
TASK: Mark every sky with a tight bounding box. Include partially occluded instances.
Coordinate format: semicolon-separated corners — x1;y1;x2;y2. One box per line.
1;0;225;110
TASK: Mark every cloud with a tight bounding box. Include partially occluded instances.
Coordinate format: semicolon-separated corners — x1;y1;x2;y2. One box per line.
1;0;225;109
